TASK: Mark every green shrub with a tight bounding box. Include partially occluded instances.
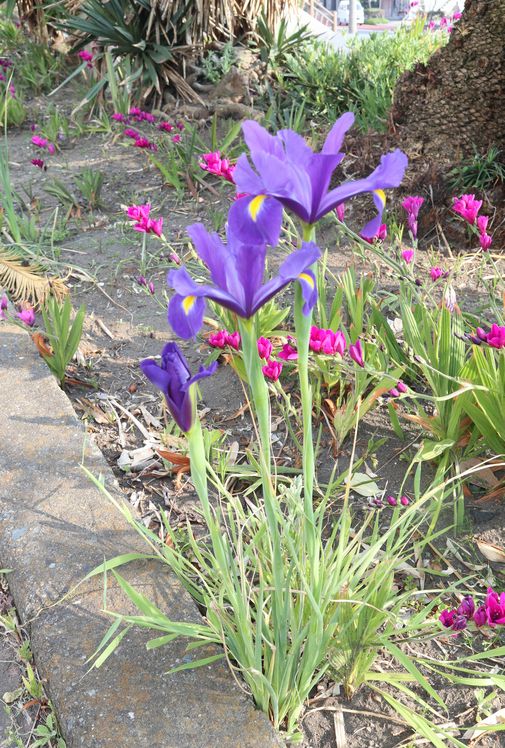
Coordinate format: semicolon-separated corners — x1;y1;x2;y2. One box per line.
270;18;445;131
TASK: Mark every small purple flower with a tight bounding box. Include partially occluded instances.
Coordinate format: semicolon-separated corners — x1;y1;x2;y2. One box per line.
402;195;424;238
402;248;414;264
349;339;364;367
148;281;155;295
137;275;147;287
451;615;468;631
112;112;128;123
388;387;400;397
452;194;482;224
430;266;444;281
400;495;409;506
140;342;217;432
336;203;345;222
479;233;492;251
0;293;8;320
386;496;397;506
397;380;408;394
167;223;320;339
31;158;45;169
457;596;475;620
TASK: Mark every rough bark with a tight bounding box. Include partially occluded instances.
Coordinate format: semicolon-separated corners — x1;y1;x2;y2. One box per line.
392;0;505;167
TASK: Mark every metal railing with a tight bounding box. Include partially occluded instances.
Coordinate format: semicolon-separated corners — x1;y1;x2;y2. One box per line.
303;0;339;30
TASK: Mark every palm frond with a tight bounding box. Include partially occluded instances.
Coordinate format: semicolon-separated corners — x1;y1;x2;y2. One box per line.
0;247;68;308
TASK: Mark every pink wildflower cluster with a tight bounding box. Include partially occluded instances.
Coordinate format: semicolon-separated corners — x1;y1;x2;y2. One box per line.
370;494;409;509
78;50;94;68
199;151;236;183
440;588;505;632
388;380;408;398
30;132;56;171
111;109;184;149
452;194;492;250
402;195;424;239
428;11;462;33
208;330;241;351
125;203;163;237
309;326;346;355
401;248;414;264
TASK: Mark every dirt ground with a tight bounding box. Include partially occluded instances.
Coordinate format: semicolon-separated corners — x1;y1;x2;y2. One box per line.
4;110;505;748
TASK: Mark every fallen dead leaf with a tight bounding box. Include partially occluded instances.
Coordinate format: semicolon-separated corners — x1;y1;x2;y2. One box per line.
475;539;505;564
462;708;505;740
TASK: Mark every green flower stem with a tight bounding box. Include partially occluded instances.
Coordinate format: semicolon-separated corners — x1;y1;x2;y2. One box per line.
186;408;228;571
296;222;317;514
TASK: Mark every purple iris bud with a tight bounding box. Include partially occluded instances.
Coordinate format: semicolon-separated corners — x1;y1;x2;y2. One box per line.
386;496;397;506
229;113;407;243
140;342;217;433
137;275;147;287
167;223;320;340
148;281;155;295
0;293;8;311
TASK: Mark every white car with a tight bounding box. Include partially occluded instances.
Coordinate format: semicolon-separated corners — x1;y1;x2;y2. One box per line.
337;0;365;25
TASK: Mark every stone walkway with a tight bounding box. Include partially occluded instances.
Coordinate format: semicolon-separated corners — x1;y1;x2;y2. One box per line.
0;324;281;748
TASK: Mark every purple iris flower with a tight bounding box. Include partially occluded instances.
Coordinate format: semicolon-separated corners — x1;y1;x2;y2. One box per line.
228;113;408;243
140;342;217;432
167;223;320;340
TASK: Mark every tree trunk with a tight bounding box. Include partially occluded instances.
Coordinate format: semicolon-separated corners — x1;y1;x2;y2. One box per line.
392;0;505;171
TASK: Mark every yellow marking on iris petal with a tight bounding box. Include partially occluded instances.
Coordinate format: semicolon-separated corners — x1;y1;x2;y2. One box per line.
249;194;267;221
298;272;314;289
182;295;197;314
374;189;386;207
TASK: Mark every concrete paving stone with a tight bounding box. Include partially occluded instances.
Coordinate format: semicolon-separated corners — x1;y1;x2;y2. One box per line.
0;325;283;748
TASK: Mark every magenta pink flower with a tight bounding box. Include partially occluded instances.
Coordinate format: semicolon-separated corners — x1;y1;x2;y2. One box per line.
386;496;397;506
486;324;505;349
485;588;505;626
452;194;482;224
112;112;128;123
200;151;236;183
0;293;8;320
479;233;492;251
31;158;45;169
335;203;345;222
257;336;273;360
477;215;489;234
47;142;55;155
158;121;174;132
17;308;35;326
226;331;241;350
397;380;408;393
402;248;414;264
172;134;182;144
402;195;424;238
176;121;185;131
439;609;457;628
473;605;487;627
148;281;155;295
278;342;298;361
124;128;140;140
400;495;409;506
262;359;282;381
32;135;48;148
208;330;228;349
349;339;364;367
78;50;93;62
309;327;346;355
134;137;157;151
126;203;163;237
430;266;445;281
